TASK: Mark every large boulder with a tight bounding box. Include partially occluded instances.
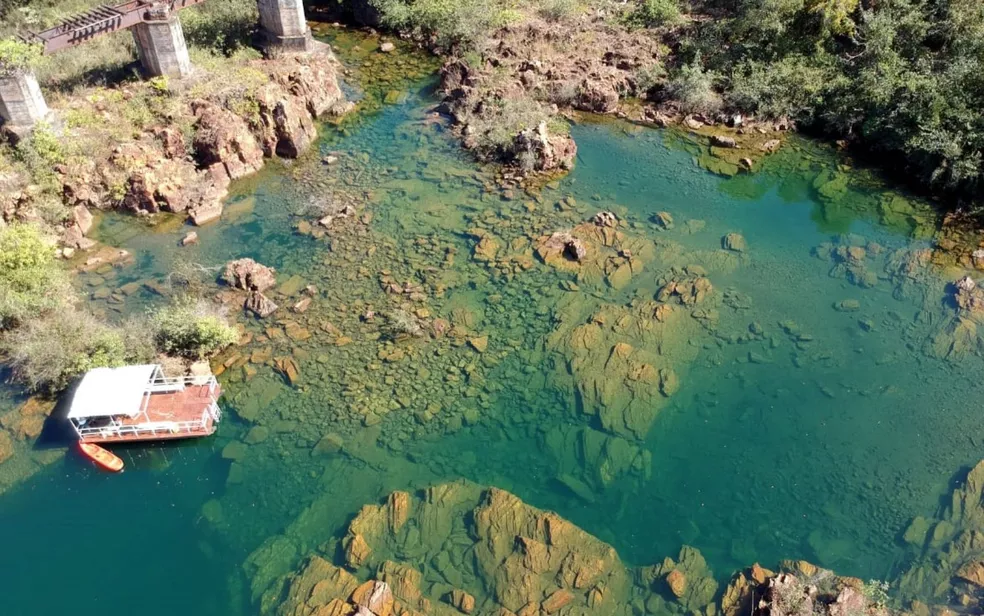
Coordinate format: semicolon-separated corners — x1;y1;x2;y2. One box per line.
512;121;577;173
191;101;265;183
574;79;619;113
255;84;317;159
223;258;277;292
272;482;635;616
245;291;278;318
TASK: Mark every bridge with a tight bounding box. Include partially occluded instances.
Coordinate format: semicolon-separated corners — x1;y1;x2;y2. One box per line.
0;0;314;133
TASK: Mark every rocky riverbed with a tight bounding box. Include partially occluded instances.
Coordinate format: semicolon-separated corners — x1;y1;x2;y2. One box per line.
253;481;898;616
5;25;984;616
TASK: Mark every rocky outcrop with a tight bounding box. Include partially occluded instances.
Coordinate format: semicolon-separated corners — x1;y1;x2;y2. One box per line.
254;55;351;159
257;478;908;616
259;483;735;616
926;276;984;360
191;101;265;186
434;13;787;177
442;61;576;176
511;121;577;174
814;236;880;289
29;48;350;244
223;258;277;292
533;218;731;441
897;459;984;604
270;483;634;615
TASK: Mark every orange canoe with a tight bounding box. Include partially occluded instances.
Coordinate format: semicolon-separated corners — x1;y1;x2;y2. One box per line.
78;441;124;472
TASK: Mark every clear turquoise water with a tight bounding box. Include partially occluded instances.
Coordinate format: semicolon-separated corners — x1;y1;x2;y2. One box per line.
1;58;981;615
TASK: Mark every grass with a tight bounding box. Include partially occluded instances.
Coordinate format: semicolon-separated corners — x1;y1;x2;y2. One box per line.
1;0;261;95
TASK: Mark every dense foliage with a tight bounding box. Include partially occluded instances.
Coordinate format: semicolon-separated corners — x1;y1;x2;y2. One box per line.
0;38;43;77
686;0;984;206
0;224;71;329
1;311;155;393
2;294;236;392
371;0;522;47
152;299;238;360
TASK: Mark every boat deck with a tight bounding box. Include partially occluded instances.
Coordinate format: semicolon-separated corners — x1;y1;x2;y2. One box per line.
80;383;221;444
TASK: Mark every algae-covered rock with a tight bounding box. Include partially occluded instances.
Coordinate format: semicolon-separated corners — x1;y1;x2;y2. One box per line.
535;221;655;290
272;482;635;616
903;516;931;547
545;285;703;440
545;424;651;493
895;459;984;603
245;534;300;604
723;233;747;253
813;170;851;202
656;546;718;611
0;430;14;464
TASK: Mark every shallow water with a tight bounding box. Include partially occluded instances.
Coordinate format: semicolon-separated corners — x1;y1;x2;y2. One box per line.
1;37;982;616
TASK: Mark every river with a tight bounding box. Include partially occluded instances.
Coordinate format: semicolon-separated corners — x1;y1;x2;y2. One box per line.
0;30;980;616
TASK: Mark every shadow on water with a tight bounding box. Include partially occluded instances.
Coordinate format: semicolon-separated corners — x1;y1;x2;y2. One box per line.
33;395;78;449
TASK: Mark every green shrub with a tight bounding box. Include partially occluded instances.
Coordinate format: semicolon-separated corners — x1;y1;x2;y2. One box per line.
35;33;136;93
861;580;890;608
727;56;839;120
634;62;667;97
32;194;71;226
667;58;721;114
627;0;683;28
181;0;258;55
0;38;43;77
0;224;72;328
14;122;64;189
1;310;150;393
538;0;581;22
148;75;170;95
372;0;521;48
152;299;238;359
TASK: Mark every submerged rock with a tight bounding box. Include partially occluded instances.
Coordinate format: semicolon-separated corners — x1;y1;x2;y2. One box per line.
723;233;747;253
593;211;618;228
271;482;635;615
246;291;279;318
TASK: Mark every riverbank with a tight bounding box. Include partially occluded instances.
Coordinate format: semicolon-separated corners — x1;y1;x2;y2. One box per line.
316;0;983;217
0;31;352;494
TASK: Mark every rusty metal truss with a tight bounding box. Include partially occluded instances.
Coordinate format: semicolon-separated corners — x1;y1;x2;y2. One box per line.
19;0;208;54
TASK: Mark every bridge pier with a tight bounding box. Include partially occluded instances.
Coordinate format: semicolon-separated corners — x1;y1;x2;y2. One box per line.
0;72;51;133
257;0;313;52
132;9;192;78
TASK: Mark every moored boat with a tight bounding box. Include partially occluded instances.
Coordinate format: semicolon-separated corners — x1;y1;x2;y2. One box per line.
67;364;222;444
78;442;124;472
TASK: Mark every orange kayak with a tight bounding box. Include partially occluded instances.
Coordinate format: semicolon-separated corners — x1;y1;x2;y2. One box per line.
78;442;124;472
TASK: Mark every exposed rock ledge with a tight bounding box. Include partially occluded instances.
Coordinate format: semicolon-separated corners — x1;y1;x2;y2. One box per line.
436;12;789;181
4;49;352;248
250;482;890;616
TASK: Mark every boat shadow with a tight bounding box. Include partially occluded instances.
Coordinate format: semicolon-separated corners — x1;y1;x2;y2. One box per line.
32;384;79;450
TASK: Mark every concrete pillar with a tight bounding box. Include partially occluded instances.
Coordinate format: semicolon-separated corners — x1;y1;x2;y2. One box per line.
257;0;313;52
0;71;50;131
132;9;192;78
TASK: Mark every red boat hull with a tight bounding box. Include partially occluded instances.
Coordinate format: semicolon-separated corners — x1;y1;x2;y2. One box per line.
78;442;124;472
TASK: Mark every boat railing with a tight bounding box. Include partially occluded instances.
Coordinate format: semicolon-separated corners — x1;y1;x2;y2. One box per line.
77;416;210;440
146;374;219;394
206;402;222;422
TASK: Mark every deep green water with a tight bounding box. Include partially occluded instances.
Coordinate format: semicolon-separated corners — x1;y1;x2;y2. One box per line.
1;52;982;616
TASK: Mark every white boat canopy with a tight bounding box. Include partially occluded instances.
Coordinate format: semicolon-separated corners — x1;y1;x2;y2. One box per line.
67;364;162;420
